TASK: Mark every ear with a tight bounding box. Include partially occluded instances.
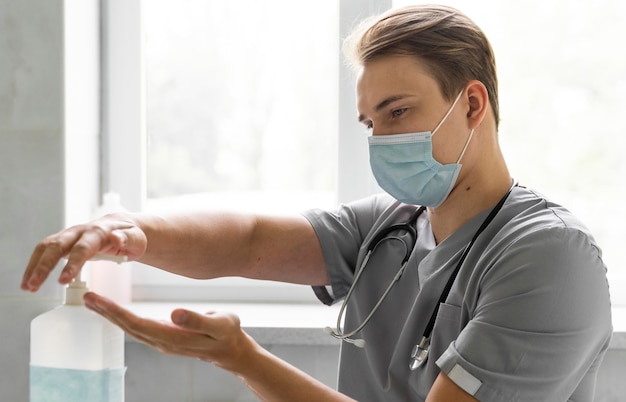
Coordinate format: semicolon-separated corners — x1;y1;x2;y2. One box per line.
465;80;489;130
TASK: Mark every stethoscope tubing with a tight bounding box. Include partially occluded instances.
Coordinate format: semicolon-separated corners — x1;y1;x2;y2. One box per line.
420;183;515;342
328;206;425;344
328;182;517;351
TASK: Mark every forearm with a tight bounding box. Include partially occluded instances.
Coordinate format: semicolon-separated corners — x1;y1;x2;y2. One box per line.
81;294;349;402
232;336;355;402
125;210;255;278
124;210;328;285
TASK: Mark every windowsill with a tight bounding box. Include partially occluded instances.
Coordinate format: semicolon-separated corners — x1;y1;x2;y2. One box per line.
126;303;626;348
127;302;342;346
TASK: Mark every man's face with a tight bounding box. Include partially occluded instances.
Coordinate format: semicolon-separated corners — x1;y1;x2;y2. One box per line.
356;55;468;165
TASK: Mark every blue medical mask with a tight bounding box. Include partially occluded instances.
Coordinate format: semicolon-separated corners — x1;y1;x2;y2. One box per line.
368;90;473;207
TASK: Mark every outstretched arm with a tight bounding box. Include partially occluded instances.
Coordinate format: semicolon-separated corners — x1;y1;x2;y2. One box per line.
22;210;329;291
83;292;354;402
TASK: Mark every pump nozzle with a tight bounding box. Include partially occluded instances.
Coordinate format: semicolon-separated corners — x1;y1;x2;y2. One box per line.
65;274;88;306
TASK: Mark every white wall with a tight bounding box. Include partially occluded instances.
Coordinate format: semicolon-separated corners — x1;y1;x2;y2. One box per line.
0;1;66;399
0;0;98;400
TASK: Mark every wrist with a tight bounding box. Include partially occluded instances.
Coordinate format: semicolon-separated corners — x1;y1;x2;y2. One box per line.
218;330;262;376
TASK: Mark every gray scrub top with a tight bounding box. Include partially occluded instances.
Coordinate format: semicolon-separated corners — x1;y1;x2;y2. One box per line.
303;186;612;402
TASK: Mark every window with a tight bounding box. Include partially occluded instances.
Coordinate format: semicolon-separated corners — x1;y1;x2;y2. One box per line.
104;0;625;304
103;0;382;302
139;0;339;302
143;0;338;207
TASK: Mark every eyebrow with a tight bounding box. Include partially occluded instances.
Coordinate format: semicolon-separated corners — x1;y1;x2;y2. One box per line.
357;94;413;123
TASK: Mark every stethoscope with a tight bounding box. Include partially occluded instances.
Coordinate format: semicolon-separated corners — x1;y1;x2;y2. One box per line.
325;183;516;370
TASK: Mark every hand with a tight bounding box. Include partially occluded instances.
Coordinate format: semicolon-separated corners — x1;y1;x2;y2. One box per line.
83;292;251;371
21;216;147;292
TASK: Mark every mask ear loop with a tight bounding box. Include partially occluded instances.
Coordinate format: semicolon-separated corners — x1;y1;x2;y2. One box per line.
431;90;465;136
455;128;474;164
430;89;474;164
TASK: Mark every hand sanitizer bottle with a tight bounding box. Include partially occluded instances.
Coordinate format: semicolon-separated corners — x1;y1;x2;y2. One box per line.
88;192;132;304
30;278;125;402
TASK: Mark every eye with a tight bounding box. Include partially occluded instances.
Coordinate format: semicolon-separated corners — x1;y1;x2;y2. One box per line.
391;108;407;118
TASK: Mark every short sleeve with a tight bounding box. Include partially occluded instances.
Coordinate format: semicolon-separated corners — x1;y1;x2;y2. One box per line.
302;193;396;305
436;226;612;401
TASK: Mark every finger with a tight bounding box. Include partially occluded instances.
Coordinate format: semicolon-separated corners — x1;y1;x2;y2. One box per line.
83;293;169;349
85;293;221;360
170;309;252;369
22;230;81;291
108;226;147;260
21;244;48;291
84;292;153;336
84;294;245;364
59;224;142;284
22;220;145;293
84;293;194;348
58;228;114;283
171;309;241;340
73;225;145;263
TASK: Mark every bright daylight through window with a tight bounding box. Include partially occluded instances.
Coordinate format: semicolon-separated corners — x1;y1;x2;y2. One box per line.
132;0;626;303
143;0;338;212
134;0;339;301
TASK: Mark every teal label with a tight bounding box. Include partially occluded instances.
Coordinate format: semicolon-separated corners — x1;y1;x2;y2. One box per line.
30;365;126;402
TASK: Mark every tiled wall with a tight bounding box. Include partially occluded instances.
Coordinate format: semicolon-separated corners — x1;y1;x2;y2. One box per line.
1;1;625;401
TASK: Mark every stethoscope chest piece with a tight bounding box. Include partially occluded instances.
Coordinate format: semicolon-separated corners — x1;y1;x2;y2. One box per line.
409;336;430;370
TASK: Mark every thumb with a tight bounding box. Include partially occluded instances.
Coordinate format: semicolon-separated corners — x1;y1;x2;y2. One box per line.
172;309;242;339
109;226;147;260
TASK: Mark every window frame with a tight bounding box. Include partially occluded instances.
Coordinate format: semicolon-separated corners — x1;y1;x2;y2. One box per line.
102;0;625;307
101;0;390;303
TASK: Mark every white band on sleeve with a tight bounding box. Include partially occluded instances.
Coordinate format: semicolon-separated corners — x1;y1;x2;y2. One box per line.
448;364;482;396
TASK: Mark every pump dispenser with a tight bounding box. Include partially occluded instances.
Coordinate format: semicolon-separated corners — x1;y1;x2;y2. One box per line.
30;277;125;402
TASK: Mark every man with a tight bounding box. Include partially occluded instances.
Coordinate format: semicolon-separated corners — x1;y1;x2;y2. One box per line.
22;5;611;401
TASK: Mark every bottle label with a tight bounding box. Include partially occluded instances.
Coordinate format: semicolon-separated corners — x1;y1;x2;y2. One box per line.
30;365;126;402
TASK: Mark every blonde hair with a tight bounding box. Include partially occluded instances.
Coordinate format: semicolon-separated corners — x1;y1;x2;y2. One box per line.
344;5;500;128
